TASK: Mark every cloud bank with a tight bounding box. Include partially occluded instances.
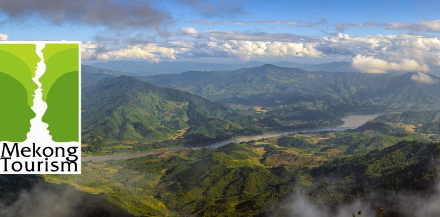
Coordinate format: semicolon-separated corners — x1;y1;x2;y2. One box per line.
83;29;440;75
188;40;321;59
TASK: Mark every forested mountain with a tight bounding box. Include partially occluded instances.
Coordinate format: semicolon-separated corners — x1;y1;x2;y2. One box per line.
141;64;440;110
376;110;440;125
80;64;440;151
310;141;439;196
82;75;259;152
43;139;440;217
375;110;440;135
82;64;440;135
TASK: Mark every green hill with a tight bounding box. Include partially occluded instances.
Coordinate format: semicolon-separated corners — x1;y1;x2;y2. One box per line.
82;75;259;152
307;141;439;204
269;141;440;217
375;110;440;136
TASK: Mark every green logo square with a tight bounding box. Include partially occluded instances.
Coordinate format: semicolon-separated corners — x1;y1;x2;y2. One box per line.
0;42;81;174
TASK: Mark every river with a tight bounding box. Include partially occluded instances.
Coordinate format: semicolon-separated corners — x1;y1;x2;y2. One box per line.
82;114;379;162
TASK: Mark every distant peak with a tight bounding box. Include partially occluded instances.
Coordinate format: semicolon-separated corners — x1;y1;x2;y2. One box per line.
111;75;149;87
262;64;277;68
115;75;139;82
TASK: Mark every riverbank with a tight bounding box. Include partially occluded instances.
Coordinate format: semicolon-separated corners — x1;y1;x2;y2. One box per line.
82;114;379;162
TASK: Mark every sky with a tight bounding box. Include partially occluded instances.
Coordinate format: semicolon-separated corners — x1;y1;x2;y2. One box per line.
1;0;440;73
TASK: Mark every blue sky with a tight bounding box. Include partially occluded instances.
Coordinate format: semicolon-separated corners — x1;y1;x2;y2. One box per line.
1;0;440;73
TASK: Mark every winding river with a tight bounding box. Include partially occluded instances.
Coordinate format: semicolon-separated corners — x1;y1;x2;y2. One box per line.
82;114;379;162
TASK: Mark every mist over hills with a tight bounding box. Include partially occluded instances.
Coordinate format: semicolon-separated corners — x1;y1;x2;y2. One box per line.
0;175;135;217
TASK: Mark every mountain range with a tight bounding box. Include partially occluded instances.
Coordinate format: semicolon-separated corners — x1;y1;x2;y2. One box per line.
141;64;440;110
90;60;358;75
81;64;440;151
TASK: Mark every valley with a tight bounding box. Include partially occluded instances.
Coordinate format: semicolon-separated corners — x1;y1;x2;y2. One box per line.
2;64;440;217
82;114;379;162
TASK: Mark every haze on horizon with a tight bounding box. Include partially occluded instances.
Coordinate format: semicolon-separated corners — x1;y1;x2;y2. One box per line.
1;0;440;73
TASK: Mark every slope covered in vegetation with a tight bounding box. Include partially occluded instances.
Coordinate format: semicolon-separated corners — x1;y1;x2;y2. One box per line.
82;75;259;153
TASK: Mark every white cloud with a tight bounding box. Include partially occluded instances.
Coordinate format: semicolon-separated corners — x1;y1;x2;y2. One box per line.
190;40;321;59
99;44;178;62
351;55;391;73
202;30;317;43
323;33;350;42
321;34;394;56
335;19;440;33
179;27;198;37
80;41;100;60
319;34;440;73
411;72;439;84
82;31;440;66
412;36;440;50
337;33;350;40
388;19;440;32
80;42;181;62
352;54;429;73
0;33;8;40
